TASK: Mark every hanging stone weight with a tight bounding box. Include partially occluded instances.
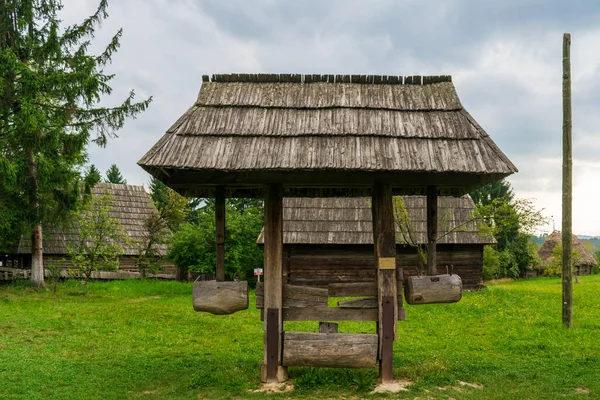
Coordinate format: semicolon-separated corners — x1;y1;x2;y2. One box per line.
193;280;249;315
404;274;462;305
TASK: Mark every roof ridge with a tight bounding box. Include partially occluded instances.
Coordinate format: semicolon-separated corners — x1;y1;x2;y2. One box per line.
204;73;452;85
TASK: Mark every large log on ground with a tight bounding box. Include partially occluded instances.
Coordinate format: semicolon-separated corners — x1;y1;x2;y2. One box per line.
193;280;248;315
404;274;462;305
282;332;378;368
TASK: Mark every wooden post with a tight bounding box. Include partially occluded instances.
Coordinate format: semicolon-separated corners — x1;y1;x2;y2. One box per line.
427;186;438;276
263;184;285;382
562;33;573;328
371;183;397;383
215;186;225;282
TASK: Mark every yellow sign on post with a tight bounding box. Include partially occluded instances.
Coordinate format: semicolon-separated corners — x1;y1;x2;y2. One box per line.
378;257;396;270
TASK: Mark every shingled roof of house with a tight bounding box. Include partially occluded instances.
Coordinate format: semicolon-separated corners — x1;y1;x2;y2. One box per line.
17;183;165;256
257;195;495;245
138;73;517;197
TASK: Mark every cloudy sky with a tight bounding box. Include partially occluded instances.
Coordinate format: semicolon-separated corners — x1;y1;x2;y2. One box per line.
63;0;600;235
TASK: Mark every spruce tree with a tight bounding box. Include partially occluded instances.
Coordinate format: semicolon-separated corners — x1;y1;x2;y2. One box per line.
105;164;126;184
0;0;152;287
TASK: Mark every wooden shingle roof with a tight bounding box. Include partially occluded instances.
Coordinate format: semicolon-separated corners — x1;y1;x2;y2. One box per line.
139;74;517;197
17;183;165;256
257;195;495;245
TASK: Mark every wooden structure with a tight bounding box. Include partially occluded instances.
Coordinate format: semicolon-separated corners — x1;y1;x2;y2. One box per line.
138;73;517;383
12;183;175;279
256;196;494;290
531;231;597;277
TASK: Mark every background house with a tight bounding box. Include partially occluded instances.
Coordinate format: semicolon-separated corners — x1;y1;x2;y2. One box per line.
257;195;495;290
534;231;597;277
9;183;175;279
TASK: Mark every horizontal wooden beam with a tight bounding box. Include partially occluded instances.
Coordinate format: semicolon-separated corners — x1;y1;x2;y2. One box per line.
283;306;378;321
256;283;328;309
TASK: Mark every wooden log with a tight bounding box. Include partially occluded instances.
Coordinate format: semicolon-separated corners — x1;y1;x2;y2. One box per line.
283;306;378;321
282;332;378;368
404;274;462;305
372;183;397;383
193;280;249;315
338;297;378;308
319;322;338;333
256;283;328;309
263;183;284;382
215;186;225;282
427;186;438;275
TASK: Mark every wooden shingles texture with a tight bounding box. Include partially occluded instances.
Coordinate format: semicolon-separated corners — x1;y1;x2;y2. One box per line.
17;183;165;256
257;195;495;245
139;74;517;176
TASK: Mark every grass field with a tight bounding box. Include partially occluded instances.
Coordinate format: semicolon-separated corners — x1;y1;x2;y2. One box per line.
1;276;599;399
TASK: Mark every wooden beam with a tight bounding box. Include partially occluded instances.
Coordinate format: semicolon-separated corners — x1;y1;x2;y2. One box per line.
215;186;225;282
562;33;573;328
319;322;338;333
263;184;284;382
371;183;397;383
282;306;378;321
255;283;328;309
427;186;438;275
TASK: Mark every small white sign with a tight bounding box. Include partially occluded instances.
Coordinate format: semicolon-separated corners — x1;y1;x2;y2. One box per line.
254;268;263;276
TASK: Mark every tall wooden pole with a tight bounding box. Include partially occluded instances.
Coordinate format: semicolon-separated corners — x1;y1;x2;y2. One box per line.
371;183;397;383
562;33;573;328
215;186;225;282
427;186;438;275
263;184;285;382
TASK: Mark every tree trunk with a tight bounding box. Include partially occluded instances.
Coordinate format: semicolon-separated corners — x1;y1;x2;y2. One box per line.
30;224;44;287
28;150;45;288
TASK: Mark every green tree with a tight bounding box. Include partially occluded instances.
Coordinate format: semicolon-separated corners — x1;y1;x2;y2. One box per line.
84;165;102;191
149;176;200;225
167;200;264;282
0;0;151;287
470;178;514;206
67;191;126;294
105;163;126;184
472;180;547;279
135;210;171;278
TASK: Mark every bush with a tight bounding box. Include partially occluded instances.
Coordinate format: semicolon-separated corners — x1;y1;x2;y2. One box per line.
482;245;501;280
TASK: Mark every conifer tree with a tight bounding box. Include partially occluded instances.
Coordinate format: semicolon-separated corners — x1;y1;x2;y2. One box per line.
0;0;152;287
105;164;126;184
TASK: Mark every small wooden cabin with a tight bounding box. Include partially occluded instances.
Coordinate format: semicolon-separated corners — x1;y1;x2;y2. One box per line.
257;196;494;290
531;231;597;277
12;183;175;279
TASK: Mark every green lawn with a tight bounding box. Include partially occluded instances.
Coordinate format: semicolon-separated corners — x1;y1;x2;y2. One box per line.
1;277;599;399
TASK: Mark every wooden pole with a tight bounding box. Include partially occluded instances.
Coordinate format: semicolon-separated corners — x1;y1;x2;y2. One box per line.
263;184;284;382
562;33;573;328
215;186;225;282
371;183;397;383
427;186;438;275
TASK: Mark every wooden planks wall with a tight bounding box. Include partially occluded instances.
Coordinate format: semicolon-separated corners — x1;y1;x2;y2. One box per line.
286;244;483;289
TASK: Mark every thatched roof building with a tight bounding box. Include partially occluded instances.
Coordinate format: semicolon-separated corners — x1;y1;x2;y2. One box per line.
18;183;165;256
257;195;494;245
138;74;517;198
537;231;596;275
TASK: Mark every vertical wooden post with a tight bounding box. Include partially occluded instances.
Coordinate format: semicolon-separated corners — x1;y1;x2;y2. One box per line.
263;184;284;382
562;33;573;328
371;183;397;383
427;186;438;275
215;186;225;282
